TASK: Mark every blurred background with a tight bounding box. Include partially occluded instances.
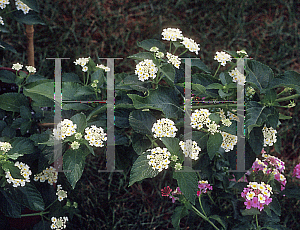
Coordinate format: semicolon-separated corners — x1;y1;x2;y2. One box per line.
1;0;299;229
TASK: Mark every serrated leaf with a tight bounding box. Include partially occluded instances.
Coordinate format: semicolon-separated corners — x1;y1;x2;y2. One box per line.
8;137;36;155
269;71;300;93
129;153;159;187
137;39;166;52
160;137;180;155
206;83;223;90
129;110;156;135
13;11;45;25
172;206;188;230
25;74;49;84
240;207;261;216
20;105;32;120
70;113;87;133
74;85;95;97
248;127;263;155
128;52;155;61
161;63;175;85
245;102;275;134
269;197;281;216
24;82;54;100
207;133;223;160
2;161;23;179
18;183;44;211
0;70;16;83
0;189;21;218
63;148;88;189
131;133;152;155
173;166;198;204
128;86;181;119
62;73;82;83
0;93;29;112
245;60;274;93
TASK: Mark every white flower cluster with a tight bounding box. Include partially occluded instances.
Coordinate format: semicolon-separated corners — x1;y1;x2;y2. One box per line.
96;64;110;72
26;65;36;73
146;147;171;172
74;57;90;72
70;141;80;150
0;16;4;25
0;141;12;153
229;68;246;85
152;118;178;138
218;109;232;127
162;28;183;41
180;37;200;55
33;166;58;185
262;125;277;147
53;119;77;140
0;0;10;10
15;0;31;14
207;121;220;135
214;51;232;66
51;217;68;230
135;59;158;82
150;46;164;58
166;52;181;69
56;185;67;202
237;50;248;57
179;140;201;160
84;125;107;147
190;109;211;130
227;111;239;121
221;132;237;152
11;63;36;73
5;162;32;187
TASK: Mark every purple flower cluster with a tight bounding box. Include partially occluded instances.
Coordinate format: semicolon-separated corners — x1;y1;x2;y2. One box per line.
161;186;182;203
241;182;273;211
197;180;213;196
293;163;300;179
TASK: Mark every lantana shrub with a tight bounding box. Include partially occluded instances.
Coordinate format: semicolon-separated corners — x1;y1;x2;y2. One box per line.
0;25;300;229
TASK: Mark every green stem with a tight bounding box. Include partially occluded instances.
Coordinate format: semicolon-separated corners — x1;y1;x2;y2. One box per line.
86;71;90;86
255;214;259;228
275;94;300;102
191;204;220;230
169;41;172;53
21;211;49;217
178;49;188;57
213;63;221;78
198;195;207;217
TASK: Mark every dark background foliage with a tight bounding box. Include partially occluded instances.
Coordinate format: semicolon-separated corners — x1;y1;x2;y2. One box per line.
1;0;299;229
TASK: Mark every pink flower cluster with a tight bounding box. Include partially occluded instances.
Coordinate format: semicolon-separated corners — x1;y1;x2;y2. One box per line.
293;163;300;179
161;186;182;203
197;180;213;196
241;182;273;211
251;151;286;191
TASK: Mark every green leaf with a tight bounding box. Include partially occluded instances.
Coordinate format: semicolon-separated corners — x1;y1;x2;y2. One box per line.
192;83;206;95
0;93;29;112
240;207;261;216
129;110;156;135
219;121;237;136
0;189;21;218
29;133;50;145
264;89;277;104
161;63;175;85
62;82;82;100
18;183;44;211
115;109;130;128
129;153;159;187
86;104;107;121
172;206;188;230
91;69;105;86
128;52;155;61
25;74;49;84
245;60;274;93
13;11;45;25
207;133;223;160
173;166;198;204
74;85;95;97
219;89;233;98
0;70;16;83
131;133;152;155
62;103;91;111
219;72;232;85
6;152;24;160
70;113;87;133
278;113;292;120
8;137;36;155
209;215;226;229
209;113;221;124
245;102;275;134
192;131;209;150
137;39;166;52
20;105;32;120
206;83;223;90
63;148;88;189
24;82;54;100
2;161;23;179
0;40;17;53
128;86;181;119
2;126;16;138
182;59;211;74
160;137;180;155
62;73;82;83
247;127;263;155
269;197;281;216
269;71;300;93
